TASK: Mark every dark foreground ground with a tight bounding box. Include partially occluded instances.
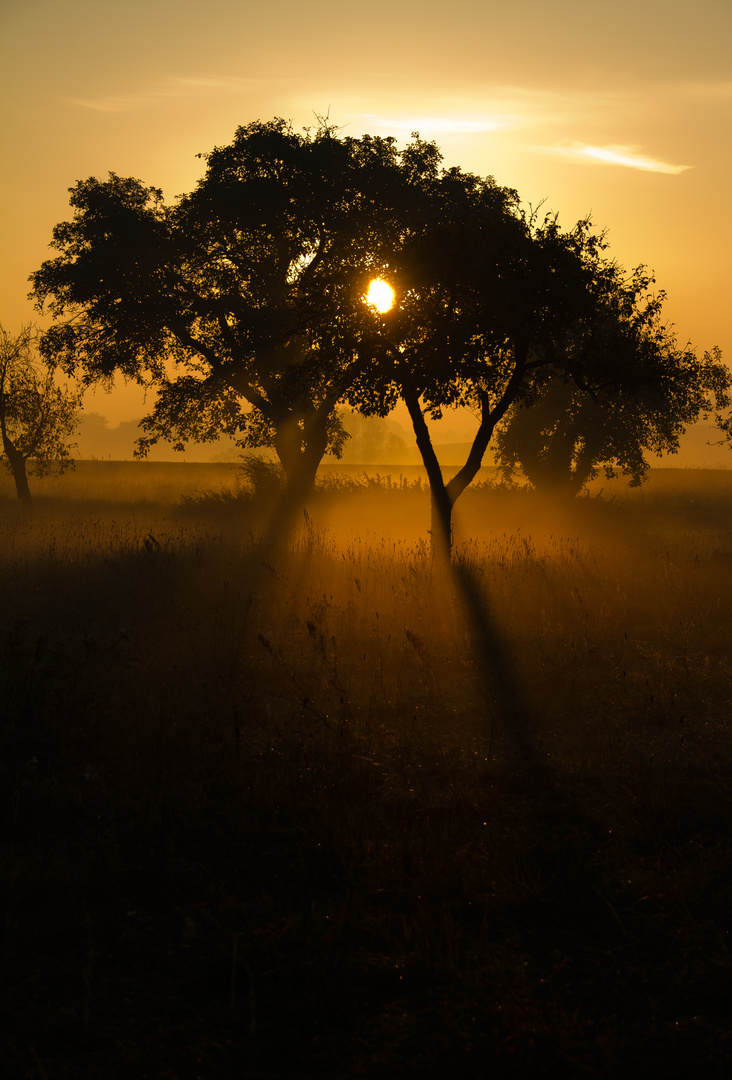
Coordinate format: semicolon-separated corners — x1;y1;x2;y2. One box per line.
1;469;731;1077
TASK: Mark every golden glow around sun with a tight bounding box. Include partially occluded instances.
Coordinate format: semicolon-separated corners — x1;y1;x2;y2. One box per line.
365;278;395;313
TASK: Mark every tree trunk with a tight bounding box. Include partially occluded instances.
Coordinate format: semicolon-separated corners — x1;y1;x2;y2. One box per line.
268;408;330;547
403;385;454;560
429;485;453;561
404;386;502;561
2;433;31;503
402;348;529;560
273;410;329;498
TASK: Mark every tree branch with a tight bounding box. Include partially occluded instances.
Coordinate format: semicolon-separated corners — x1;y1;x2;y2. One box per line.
403;381;446;498
446;342;529;505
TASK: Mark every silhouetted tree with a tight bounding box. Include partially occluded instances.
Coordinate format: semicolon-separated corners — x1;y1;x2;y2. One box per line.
497;378;628;494
0;324;81;502
354;205;731;555
347;152;537;556
30;119;434;510
709;347;732;453
495;341;729;496
350;197;595;555
336;410;407;464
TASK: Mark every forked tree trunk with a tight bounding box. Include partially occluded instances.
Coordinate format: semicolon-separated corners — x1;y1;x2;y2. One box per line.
403;387;454;558
402;347;529;559
404;386;500;561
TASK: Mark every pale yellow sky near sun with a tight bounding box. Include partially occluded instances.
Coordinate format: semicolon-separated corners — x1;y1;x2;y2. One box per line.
1;0;730;427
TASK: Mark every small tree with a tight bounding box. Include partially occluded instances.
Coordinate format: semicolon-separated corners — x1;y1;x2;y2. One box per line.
497;378;633;494
709;346;732;454
0;324;82;502
495;297;730;496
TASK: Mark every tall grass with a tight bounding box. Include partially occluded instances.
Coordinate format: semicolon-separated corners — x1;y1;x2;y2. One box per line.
1;464;731;1077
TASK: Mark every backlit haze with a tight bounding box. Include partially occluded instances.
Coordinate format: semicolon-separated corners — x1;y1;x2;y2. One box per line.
1;0;730;461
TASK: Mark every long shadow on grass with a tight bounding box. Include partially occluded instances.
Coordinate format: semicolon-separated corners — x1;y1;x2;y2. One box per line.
450;554;604;856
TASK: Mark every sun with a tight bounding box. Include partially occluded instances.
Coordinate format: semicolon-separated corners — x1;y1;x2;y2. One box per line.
365;278;395;313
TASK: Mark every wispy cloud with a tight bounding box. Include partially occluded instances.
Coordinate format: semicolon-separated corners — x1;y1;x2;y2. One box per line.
70;94;145;114
69;75;269;113
538;143;692;174
347;86;641;140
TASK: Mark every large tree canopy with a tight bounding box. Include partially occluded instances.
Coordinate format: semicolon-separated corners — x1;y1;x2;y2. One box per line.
30;119;436;496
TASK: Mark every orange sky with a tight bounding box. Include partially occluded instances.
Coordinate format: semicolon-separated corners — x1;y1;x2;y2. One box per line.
1;0;730;426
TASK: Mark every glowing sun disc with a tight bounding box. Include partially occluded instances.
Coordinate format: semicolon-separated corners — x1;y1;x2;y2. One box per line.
366;278;395;313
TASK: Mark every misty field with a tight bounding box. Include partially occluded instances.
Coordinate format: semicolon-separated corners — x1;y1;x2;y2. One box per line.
1;463;731;1078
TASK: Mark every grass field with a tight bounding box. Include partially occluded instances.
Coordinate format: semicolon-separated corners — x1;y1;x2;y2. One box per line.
1;462;731;1078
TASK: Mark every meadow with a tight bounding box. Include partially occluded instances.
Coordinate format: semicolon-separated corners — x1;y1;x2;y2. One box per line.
1;461;731;1078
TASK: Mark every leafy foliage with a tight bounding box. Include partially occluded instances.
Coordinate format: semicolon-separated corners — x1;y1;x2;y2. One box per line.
351;204;730;548
494;242;731;493
0;324;82;501
30;120;437;492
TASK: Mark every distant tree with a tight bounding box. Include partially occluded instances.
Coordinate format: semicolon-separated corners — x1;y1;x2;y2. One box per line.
0;324;82;502
495;338;729;495
30;119;434;512
335;410;407;465
709;347;732;453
